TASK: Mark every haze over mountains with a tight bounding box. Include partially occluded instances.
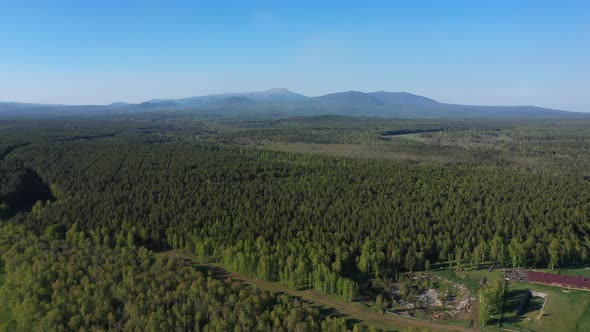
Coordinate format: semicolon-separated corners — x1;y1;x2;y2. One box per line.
0;88;583;119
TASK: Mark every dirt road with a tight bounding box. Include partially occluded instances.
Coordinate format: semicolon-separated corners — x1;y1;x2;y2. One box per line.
162;250;476;332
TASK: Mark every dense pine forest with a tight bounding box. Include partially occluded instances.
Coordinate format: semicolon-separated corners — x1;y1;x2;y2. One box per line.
1;114;590;331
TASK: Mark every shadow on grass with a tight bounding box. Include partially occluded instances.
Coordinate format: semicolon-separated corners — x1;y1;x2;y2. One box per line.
500;288;544;324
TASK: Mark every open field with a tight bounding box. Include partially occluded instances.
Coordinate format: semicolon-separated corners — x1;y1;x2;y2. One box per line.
264;142;456;163
498;280;590;332
555;267;590;279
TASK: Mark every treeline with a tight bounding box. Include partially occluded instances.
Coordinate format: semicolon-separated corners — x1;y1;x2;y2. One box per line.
221;238;359;300
0;223;355;331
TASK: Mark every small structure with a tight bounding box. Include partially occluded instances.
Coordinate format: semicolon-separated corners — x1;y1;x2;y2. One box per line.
528;271;590;290
530;291;548;320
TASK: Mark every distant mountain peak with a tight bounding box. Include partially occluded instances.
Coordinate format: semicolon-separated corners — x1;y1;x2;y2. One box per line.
245;88;307;101
265;88;296;94
109;102;130;107
312;91;384;106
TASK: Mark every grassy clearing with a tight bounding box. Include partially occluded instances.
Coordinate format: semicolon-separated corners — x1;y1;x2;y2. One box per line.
265;142;425;161
264;142;466;165
556;267;590;279
574;303;590;331
498;281;590;332
431;265;503;294
432;266;590;332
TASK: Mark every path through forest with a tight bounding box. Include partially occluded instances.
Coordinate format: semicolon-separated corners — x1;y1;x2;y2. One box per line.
162;250;476;332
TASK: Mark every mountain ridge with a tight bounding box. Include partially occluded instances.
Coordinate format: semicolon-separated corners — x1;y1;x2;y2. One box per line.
0;89;585;119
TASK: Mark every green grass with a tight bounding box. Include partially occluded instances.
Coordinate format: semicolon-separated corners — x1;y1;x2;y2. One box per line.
264;141;470;165
498;281;590;332
0;268;11;325
431;265;502;294
525;266;590;279
574;303;590;331
556;267;590;279
431;266;590;332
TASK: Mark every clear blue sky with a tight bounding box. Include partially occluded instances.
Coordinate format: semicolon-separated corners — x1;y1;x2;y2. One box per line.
1;1;589;111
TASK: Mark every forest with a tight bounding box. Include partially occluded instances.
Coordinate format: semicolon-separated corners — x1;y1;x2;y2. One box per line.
1;114;590;331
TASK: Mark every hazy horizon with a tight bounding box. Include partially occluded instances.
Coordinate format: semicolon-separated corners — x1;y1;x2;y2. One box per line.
1;1;589;112
0;87;582;113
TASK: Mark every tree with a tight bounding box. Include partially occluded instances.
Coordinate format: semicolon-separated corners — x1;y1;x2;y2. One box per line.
375;294;385;313
508;238;526;268
478;279;504;327
490;236;505;265
548;238;561;270
404;247;416;272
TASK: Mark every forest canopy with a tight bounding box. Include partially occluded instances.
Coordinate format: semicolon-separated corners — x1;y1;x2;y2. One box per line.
1;115;589;331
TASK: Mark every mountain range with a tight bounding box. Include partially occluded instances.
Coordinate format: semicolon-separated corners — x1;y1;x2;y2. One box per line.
0;88;584;119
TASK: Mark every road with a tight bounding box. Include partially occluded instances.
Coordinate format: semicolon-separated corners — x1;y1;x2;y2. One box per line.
162;250;476;332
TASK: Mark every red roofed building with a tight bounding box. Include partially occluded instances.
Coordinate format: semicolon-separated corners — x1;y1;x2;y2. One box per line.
528;271;590;290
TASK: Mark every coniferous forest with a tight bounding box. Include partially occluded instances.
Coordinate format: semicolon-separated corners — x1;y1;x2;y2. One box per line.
1;114;590;331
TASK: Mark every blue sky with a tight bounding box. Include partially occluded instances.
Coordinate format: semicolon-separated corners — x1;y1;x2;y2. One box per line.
1;1;589;111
